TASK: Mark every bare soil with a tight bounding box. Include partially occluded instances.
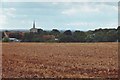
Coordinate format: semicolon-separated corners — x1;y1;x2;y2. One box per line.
2;42;118;78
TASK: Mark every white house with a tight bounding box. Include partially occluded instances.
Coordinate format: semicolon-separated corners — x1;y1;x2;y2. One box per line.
9;38;20;42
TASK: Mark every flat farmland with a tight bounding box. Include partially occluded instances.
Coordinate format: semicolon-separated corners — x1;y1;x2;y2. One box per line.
2;42;118;78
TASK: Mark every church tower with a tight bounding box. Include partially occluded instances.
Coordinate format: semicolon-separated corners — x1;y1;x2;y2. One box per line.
30;21;38;33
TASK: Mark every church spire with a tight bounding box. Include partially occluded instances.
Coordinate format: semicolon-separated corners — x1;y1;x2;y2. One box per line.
30;20;38;33
33;20;35;28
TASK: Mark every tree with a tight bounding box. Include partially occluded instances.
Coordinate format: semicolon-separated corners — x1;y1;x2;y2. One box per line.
22;33;34;42
106;30;117;42
73;30;87;42
63;30;72;35
90;29;117;42
2;37;10;42
117;26;120;42
59;35;75;42
85;31;94;42
9;33;22;39
22;32;45;42
50;29;60;37
38;29;43;34
42;31;49;35
2;32;5;38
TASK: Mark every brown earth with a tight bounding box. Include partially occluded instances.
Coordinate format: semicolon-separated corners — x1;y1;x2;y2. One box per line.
2;42;118;78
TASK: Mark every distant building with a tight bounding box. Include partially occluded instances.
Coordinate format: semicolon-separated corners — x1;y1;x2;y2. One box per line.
2;32;21;42
30;21;38;33
9;38;20;42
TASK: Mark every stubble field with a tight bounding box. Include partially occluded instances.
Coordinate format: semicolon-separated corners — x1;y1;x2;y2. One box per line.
2;42;118;78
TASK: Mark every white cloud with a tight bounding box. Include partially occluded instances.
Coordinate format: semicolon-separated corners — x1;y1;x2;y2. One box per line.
2;0;119;2
66;22;95;26
61;3;117;16
66;22;117;28
52;2;59;5
0;8;7;28
65;21;117;31
79;6;100;13
97;3;118;12
0;8;17;28
62;8;77;16
113;6;118;12
3;8;16;17
0;15;7;27
62;6;100;16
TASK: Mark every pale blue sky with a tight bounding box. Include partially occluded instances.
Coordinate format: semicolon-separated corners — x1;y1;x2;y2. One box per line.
0;2;118;31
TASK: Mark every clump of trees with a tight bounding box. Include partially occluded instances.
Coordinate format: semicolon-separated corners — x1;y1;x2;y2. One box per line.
2;27;119;42
22;33;42;42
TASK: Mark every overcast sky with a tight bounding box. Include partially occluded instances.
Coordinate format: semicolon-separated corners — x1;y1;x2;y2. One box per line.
0;1;118;31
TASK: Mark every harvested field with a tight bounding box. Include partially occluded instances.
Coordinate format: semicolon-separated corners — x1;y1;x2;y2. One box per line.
2;42;118;78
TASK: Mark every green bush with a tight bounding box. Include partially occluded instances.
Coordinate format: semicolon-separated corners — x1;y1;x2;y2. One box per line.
2;38;10;42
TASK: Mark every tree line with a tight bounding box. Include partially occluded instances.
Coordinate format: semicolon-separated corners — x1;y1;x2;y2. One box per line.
2;26;120;42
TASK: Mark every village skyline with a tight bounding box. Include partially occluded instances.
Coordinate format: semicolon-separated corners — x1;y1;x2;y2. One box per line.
0;2;118;31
